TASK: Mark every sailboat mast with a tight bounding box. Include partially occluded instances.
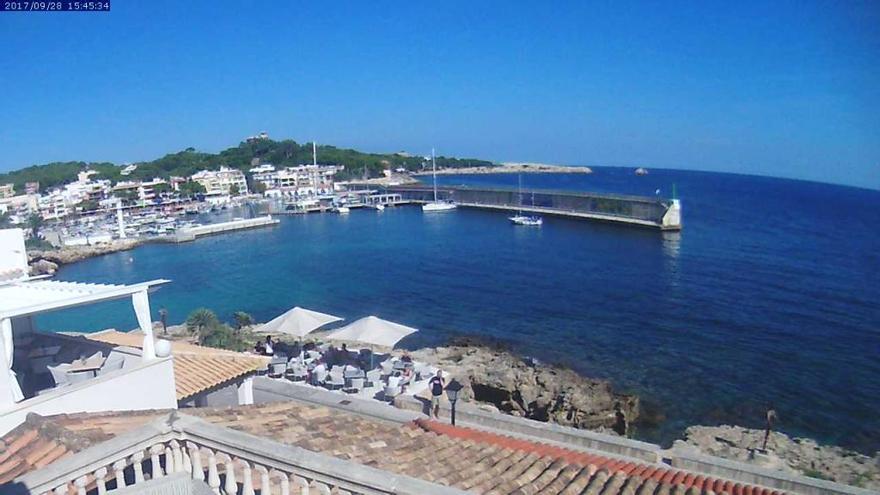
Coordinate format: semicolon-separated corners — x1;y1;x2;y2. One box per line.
432;148;438;202
518;174;523;215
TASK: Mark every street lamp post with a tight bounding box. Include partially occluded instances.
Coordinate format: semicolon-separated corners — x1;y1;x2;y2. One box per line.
444;379;464;426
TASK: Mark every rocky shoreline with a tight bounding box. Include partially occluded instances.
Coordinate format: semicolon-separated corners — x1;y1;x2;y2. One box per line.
28;239;143;275
409;343;638;434
412;163;592;175
676;425;879;490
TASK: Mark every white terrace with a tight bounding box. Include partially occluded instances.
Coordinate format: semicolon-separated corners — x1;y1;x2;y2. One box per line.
0;228;176;435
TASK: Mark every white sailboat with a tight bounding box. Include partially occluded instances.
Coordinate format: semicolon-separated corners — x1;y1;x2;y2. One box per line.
509;174;543;226
422;148;457;212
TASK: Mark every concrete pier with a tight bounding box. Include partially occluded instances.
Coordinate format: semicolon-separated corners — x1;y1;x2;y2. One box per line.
387;185;682;230
173;215;280;242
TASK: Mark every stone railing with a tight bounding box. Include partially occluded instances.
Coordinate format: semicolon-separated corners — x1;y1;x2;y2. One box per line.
16;413;465;495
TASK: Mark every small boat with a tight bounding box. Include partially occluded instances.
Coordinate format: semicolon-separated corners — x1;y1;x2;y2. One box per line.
373;204;385;211
635;167;649;176
422;148;457;213
509;215;543;226
336;206;350;214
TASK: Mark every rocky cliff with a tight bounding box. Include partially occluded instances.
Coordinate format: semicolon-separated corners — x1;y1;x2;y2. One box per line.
410;344;639;433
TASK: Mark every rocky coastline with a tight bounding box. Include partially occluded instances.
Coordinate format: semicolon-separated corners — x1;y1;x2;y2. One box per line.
412;162;592;176
676;425;879;490
409;343;638;434
27;238;143;275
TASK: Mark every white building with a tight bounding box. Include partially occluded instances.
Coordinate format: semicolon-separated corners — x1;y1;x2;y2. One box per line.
0;184;14;199
191;167;248;200
249;164;277;189
37;191;69;220
0;228;263;437
264;165;340;198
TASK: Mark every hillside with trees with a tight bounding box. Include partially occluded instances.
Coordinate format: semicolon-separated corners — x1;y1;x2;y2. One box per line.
0;139;495;190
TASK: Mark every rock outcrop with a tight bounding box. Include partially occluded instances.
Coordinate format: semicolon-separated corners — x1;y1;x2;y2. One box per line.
27;239;142;267
410;344;638;433
28;259;58;276
677;425;879;490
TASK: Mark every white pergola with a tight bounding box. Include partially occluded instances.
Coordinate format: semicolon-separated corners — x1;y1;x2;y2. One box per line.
0;277;170;406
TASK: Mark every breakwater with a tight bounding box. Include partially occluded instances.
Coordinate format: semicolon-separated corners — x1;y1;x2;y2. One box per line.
172;215;280;242
386;185;682;230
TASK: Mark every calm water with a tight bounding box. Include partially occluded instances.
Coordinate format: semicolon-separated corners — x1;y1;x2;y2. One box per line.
42;167;880;451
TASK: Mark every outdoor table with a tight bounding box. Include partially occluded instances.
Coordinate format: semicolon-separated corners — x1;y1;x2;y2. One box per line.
343;369;365;379
67;355;105;379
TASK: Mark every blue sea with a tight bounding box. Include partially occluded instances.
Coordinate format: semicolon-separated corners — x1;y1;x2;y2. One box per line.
41;167;880;452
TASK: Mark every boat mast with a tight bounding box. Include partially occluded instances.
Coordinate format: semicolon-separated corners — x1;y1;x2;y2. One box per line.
518;174;523;216
432;148;438;203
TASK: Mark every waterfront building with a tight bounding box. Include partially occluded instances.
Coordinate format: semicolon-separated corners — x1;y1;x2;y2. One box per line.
37;192;69;221
263;164;340;198
24;182;39;195
0;183;13;199
248;164;278;189
0;228;263;438
191;167;248;201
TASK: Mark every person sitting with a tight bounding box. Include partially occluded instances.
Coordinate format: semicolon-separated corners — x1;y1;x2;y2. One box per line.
401;352;413;364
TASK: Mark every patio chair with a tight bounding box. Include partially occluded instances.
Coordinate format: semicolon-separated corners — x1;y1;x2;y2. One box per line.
47;363;71;387
383;377;401;401
66;370;92;385
325;369;345;390
97;352;126;376
365;369;381;388
291;366;308;382
268;362;286;378
379;360;394;377
346;377;364;394
312;367;328;386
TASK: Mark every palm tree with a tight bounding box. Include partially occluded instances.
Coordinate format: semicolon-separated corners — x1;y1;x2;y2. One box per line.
185;308;219;337
232;311;254;330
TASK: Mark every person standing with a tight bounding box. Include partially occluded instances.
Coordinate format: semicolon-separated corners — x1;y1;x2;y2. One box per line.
159;308;168;335
428;370;446;419
762;406;778;451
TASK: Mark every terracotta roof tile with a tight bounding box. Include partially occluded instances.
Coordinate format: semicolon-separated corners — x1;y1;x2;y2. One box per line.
0;402;791;495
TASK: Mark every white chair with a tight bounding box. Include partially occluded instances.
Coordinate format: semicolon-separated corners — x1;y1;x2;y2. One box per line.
269;362;286;378
383;379;400;401
347;377;364;393
379;360;394;376
312;367;328;385
97;352;126;376
326;369;344;390
365;369;381;388
66;370;91;385
47;363;71;387
307;350;321;360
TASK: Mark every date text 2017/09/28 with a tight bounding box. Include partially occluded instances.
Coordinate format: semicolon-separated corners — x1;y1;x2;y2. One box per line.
2;1;110;11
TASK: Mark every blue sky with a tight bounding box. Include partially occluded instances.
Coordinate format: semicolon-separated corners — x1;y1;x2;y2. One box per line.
1;1;878;188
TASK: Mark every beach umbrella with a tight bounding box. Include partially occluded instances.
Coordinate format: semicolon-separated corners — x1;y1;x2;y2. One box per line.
324;315;418;368
259;307;343;358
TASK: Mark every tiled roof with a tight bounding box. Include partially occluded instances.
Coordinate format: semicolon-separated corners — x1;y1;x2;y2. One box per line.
2;403;787;495
86;330;268;400
0;414;103;484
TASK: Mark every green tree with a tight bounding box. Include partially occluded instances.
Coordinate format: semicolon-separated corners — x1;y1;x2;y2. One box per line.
185;308;220;337
228;184;240;196
113;189;139;205
232;311;254;330
27;214;43;237
198;323;247;351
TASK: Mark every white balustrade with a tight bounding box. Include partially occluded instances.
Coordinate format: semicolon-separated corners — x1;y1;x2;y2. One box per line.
21;414;466;495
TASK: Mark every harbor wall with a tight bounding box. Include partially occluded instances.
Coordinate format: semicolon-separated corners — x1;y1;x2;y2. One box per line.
387;185;681;230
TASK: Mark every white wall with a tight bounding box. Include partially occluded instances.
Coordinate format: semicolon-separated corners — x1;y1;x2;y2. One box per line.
0;228;28;281
0;356;177;436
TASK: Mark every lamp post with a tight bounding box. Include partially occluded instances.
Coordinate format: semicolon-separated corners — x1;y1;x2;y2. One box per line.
444;379;464;426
